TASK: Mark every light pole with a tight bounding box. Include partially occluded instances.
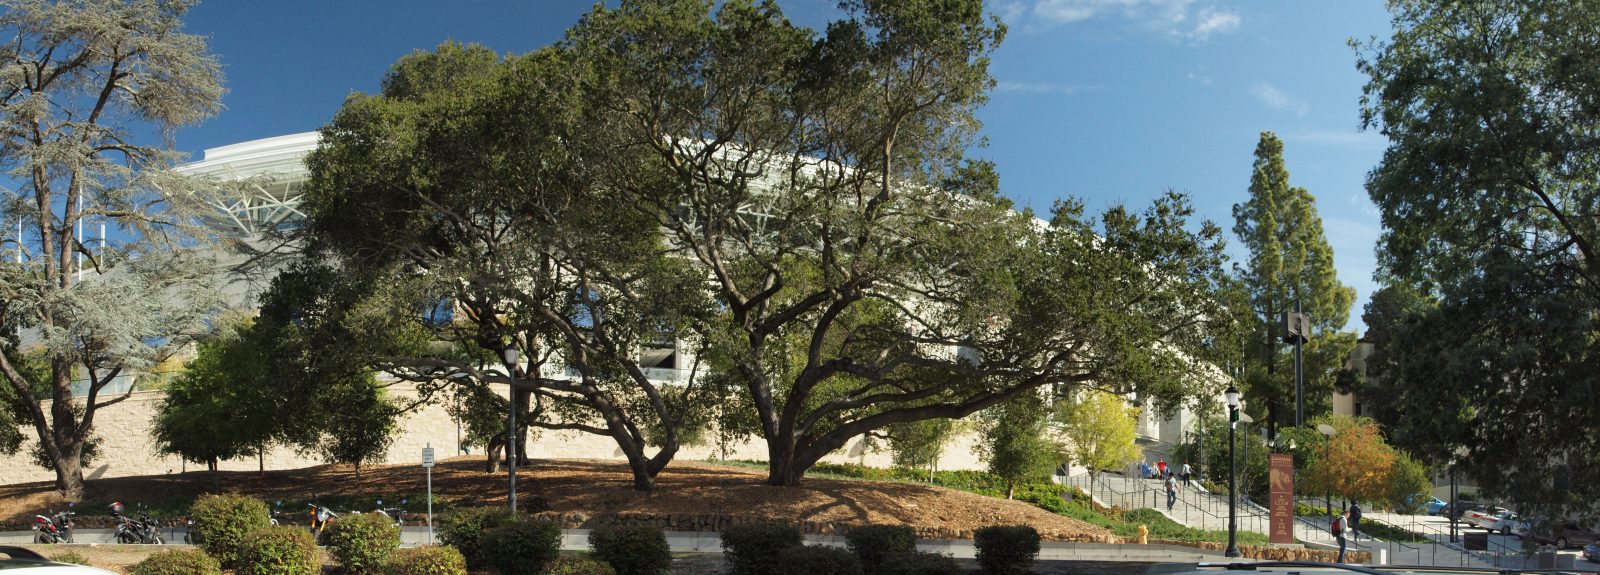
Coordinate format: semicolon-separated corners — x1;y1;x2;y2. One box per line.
503;346;521;513
1317;423;1336;518
1449;446;1467;543
1225;385;1242;558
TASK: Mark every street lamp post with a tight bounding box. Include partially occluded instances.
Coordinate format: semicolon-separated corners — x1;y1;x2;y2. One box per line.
1449;446;1467;543
503;346;521;513
1317;423;1336;518
1225;385;1242;558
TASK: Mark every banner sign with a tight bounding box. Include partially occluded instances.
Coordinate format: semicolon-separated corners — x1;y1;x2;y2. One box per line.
1269;453;1295;544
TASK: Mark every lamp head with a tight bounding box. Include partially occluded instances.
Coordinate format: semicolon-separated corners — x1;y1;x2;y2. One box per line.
503;346;520;365
1224;385;1240;409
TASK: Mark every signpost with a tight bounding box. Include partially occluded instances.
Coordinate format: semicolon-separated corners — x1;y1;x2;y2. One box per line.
423;444;435;545
1269;453;1295;544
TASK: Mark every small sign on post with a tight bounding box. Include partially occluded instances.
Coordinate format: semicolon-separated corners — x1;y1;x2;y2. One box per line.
423;444;436;545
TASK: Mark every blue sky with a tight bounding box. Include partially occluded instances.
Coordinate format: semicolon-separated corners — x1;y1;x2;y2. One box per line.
178;0;1393;332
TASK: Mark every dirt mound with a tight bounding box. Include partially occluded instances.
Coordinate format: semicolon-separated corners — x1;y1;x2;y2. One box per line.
0;458;1116;542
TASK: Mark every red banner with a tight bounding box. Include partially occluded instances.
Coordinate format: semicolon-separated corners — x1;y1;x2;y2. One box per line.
1270;453;1295;545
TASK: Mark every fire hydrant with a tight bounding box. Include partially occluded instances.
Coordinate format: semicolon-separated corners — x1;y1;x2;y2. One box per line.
1138;524;1148;545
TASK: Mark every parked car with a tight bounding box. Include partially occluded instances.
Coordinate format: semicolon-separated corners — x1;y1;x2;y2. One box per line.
1528;521;1600;549
1462;505;1510;528
1478;511;1518;534
1441;500;1477;520
1425;496;1448;515
1583;543;1600;563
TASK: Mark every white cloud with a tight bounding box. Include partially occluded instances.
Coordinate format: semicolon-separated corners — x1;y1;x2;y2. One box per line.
1186;71;1212;85
1017;0;1241;42
995;81;1106;95
1281;129;1388;150
1250;82;1309;116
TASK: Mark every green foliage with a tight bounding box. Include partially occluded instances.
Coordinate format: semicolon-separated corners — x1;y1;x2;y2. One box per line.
191;494;272;568
589;525;671;575
1181;414;1270;501
973;526;1040;575
720;523;805;575
775;546;862;575
1386;452;1432;514
545;555;618;575
1055;390;1141;477
845;525;917;575
1232;131;1359;434
438;507;521;570
327;511;401;574
880;552;963;575
975;397;1060;498
479;520;562;575
47;551;90;565
154;317;279;470
237;526;320;575
884;419;955;474
131;549;223;575
312;378;398;477
382;546;467;575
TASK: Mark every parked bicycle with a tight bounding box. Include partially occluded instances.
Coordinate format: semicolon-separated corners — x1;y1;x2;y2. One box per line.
31;504;74;544
109;502;163;544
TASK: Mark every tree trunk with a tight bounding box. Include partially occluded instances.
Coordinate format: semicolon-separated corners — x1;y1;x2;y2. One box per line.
1006;480;1015;500
484;434;504;473
258;448;265;475
51;444;86;502
765;440;803;486
207;458;217;472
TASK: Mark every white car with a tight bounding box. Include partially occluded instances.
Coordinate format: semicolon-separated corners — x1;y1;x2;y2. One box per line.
1478;511;1518;534
0;547;115;574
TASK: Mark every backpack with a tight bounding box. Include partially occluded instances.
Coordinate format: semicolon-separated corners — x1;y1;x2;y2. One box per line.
1332;516;1344;535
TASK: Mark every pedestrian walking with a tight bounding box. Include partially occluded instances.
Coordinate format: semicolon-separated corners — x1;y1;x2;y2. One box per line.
1157;459;1168;478
1164;474;1178;511
1349;502;1363;541
1181;462;1193;486
1333;509;1349;563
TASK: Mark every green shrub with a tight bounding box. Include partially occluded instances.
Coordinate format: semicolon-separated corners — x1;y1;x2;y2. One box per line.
438;506;521;570
590;525;671;575
720;523;804;575
131;549;223;575
845;525;917;575
775;546;861;575
48;551;90;565
546;555;618;575
880;552;963;575
237;526;319;575
328;511;401;574
383;546;467;575
479;520;562;575
191;493;272;568
973;525;1039;575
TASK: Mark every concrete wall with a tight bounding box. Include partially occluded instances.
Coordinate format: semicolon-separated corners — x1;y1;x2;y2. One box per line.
0;383;993;485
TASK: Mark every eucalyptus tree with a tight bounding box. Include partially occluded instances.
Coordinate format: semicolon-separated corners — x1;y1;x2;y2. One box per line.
294;42;714;490
1355;0;1600;520
0;0;226;499
570;0;1238;485
1231;132;1358;437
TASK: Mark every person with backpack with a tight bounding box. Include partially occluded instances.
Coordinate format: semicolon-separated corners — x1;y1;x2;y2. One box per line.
1164;474;1178;510
1333;509;1349;562
1349;502;1363;541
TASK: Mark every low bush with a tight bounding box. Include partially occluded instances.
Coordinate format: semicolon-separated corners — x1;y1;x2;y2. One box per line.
775;545;861;575
880;552;963;575
190;493;272;568
845;525;917;575
721;523;804;575
237;525;319;575
437;506;520;569
131;549;223;575
590;524;671;575
478;519;562;575
383;546;467;575
327;511;400;574
47;551;89;565
546;555;619;575
973;525;1040;575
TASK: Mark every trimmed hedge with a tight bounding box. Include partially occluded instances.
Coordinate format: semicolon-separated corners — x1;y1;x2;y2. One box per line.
479;520;562;575
190;493;272;568
383;546;467;575
237;526;319;575
328;511;401;574
438;506;521;570
974;525;1040;575
546;555;619;575
590;524;671;575
845;525;917;575
131;549;223;575
880;552;963;575
721;523;804;575
775;545;862;575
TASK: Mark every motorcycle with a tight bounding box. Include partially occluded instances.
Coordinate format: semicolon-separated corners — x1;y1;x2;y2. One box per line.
269;500;287;526
31;504;74;544
308;503;339;544
109;502;163;544
373;498;407;528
